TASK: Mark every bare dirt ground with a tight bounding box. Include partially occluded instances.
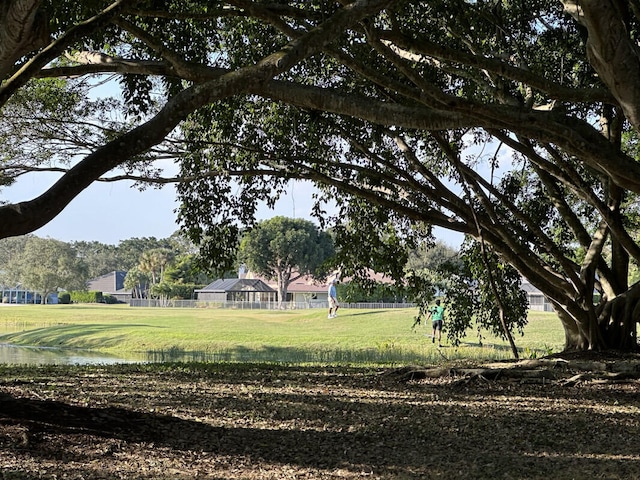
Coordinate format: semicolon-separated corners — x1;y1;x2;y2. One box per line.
1;356;640;479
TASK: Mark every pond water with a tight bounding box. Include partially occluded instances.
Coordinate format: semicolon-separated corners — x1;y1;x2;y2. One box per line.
0;344;143;365
0;344;253;365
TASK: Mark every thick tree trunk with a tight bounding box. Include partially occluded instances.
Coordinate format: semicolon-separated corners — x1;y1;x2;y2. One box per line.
276;270;290;309
555;283;640;351
556;307;590;351
594;282;640;350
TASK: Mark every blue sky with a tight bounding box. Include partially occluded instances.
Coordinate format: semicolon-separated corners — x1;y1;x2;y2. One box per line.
4;171;181;244
2;172;332;244
3;171;463;247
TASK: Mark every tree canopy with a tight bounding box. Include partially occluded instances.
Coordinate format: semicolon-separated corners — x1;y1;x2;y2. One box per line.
2;236;88;303
2;0;640;350
239;216;334;305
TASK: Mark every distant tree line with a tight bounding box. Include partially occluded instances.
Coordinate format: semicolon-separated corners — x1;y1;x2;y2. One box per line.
0;219;459;307
0;232;209;304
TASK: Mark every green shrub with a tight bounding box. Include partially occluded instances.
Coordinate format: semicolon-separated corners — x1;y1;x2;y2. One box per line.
149;283;203;300
68;291;103;303
339;281;406;303
103;295;119;304
58;292;71;304
169;283;203;300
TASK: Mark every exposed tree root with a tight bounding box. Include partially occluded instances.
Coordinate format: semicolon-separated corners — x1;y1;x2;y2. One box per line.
387;351;640;386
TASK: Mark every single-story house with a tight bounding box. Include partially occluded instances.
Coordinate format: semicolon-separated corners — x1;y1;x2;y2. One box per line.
521;279;555;312
87;271;132;303
245;269;397;305
195;278;277;303
1;285;58;304
243;271;333;304
279;276;328;304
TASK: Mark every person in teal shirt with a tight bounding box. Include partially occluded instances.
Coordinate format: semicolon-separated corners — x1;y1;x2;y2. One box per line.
427;299;445;346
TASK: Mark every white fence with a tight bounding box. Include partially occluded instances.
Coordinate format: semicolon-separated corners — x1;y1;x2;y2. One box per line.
129;299;415;309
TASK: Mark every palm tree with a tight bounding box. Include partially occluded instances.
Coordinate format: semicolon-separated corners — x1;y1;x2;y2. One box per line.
138;248;174;285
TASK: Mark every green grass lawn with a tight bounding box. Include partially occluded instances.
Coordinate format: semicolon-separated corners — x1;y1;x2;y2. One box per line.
0;304;565;365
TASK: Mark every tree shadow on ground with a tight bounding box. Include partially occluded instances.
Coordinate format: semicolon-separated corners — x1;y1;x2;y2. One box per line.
2;365;640;479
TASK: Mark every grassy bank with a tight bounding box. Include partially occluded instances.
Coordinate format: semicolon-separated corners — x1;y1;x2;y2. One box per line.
0;304;564;365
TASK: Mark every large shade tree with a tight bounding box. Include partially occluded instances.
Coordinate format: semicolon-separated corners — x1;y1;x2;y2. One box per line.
2;1;640;350
239;216;334;306
2;236;88;303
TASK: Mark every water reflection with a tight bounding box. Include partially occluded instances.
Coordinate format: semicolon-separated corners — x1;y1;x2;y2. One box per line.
0;344;426;366
0;344;140;365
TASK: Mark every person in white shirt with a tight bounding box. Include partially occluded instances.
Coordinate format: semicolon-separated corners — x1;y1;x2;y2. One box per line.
327;279;339;319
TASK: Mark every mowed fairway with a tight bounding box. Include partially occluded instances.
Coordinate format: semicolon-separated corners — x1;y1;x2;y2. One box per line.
0;304;565;364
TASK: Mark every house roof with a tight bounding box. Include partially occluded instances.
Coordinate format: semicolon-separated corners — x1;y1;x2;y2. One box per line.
245;273;327;293
341;270;395;285
87;271;127;293
285;276;327;293
196;278;275;293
